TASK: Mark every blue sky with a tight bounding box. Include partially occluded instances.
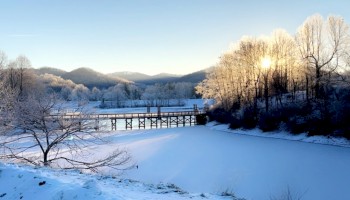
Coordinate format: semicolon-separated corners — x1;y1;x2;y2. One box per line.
1;0;350;75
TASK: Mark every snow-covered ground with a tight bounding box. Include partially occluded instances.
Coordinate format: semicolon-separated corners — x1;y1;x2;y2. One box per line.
2;100;350;200
0;163;232;200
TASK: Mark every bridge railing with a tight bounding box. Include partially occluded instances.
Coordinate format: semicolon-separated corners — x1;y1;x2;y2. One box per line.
51;110;205;120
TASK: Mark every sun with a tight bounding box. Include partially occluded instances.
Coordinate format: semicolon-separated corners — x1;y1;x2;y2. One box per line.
261;57;271;69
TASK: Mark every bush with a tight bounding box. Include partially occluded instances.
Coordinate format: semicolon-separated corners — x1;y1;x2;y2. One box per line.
286;116;308;134
207;108;233;124
229;115;242;129
258;111;281;132
307;116;333;136
282;103;313;134
330;91;350;138
196;114;208;125
241;106;258;129
278;103;309;122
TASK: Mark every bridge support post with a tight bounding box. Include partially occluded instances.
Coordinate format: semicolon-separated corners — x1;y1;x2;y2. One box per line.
111;118;117;130
150;117;158;129
138;118;146;129
169;116;179;127
160;117;168;128
126;118;133;130
94;119;99;131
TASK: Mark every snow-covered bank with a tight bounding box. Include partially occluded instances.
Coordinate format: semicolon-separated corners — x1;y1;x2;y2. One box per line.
0;163;231;200
207;121;350;148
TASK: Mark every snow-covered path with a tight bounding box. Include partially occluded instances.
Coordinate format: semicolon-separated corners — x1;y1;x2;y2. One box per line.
111;126;350;200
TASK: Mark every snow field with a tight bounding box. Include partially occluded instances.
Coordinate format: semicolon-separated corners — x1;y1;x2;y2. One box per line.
0;163;230;200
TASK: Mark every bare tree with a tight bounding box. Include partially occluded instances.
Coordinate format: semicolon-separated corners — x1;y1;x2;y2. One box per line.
196;36;271;111
1;55;37;101
270;186;306;200
0;51;7;69
0;92;132;172
295;14;350;99
90;87;102;101
15;55;31;97
0;51;16;132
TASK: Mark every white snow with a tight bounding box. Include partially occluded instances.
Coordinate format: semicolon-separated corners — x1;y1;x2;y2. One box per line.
2;100;350;200
115;126;350;200
0;163;231;200
2;124;350;200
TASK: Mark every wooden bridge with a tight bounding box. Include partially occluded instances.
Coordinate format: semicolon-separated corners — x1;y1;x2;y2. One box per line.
58;110;205;130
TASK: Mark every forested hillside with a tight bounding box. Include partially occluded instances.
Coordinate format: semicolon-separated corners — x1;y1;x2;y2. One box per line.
61;67;128;89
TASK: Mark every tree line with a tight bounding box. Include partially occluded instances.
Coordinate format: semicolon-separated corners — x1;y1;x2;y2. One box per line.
0;52;197;108
196;14;350;138
42;71;196;107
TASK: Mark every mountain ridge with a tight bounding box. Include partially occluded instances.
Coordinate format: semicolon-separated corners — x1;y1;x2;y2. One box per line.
34;67;208;87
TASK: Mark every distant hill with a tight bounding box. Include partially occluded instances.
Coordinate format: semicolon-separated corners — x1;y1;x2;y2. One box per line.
108;72;181;85
35;67;67;77
108;70;208;85
108;72;151;82
176;69;207;84
61;67;128;89
141;73;180;85
34;66;209;88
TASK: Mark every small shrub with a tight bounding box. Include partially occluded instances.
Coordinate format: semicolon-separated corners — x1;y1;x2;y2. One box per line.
330;97;350;139
221;189;246;200
307;117;333;136
241;106;258;129
229;115;242;129
207;108;233;124
196;114;207;125
286;116;308;134
270;186;305;200
258;111;281;132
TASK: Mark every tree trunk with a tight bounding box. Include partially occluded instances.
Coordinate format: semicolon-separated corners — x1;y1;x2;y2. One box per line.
264;75;269;112
43;151;49;166
306;74;309;102
315;66;321;99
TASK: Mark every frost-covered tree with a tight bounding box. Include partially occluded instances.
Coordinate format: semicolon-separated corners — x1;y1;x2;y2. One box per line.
174;82;195;99
141;83;172;106
102;84;128;107
1;55;36;101
0;92;132;172
196;36;271;111
0;51;13;131
40;73;76;92
295;14;350;99
269;29;303;105
90;87;102;101
70;84;90;101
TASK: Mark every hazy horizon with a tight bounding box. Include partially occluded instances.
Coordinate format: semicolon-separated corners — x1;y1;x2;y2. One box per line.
35;65;194;76
1;0;350;75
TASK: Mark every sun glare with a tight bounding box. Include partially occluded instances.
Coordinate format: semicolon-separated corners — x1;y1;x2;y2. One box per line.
261;57;271;69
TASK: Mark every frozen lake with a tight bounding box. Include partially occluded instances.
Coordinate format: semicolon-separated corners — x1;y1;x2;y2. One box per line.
109;126;350;200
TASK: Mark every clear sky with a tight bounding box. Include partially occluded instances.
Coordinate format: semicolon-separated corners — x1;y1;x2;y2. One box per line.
1;0;350;75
